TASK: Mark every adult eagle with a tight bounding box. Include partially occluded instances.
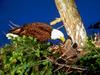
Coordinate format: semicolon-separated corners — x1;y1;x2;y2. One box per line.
6;22;65;44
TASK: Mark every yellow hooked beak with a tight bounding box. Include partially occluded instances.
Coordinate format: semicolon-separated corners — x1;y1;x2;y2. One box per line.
59;37;65;42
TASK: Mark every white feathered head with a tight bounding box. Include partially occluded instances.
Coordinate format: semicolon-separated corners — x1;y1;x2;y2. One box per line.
51;29;65;42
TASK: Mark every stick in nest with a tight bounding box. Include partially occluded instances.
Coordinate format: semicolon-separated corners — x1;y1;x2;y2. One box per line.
46;57;87;73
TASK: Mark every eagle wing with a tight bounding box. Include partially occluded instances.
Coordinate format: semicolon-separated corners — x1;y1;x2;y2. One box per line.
9;22;52;42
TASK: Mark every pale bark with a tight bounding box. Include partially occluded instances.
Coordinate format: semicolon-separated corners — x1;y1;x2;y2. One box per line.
55;0;87;47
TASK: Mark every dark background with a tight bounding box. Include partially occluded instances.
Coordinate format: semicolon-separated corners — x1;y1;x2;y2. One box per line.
0;0;100;47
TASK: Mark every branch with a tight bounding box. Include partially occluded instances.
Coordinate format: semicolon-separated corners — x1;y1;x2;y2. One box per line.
46;57;87;73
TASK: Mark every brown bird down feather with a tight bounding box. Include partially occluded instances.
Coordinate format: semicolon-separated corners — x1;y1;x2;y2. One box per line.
9;22;52;42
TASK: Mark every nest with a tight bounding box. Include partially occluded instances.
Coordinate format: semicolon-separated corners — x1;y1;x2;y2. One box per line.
9;22;89;73
47;39;87;73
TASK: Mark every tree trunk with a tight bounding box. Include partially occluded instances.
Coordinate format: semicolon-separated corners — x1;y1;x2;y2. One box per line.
55;0;87;47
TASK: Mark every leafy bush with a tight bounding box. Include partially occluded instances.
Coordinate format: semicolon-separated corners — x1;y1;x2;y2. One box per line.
76;39;100;75
0;36;100;75
0;36;53;75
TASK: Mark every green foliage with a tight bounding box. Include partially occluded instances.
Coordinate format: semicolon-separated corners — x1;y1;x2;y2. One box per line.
0;36;52;75
0;36;100;75
76;39;100;74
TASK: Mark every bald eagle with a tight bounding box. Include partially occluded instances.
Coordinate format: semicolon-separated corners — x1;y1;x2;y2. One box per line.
6;22;65;44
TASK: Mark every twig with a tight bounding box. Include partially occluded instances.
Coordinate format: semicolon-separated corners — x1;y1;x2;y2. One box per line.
57;25;64;30
56;63;87;72
66;66;71;72
50;18;62;25
53;65;64;72
46;57;87;72
9;20;20;27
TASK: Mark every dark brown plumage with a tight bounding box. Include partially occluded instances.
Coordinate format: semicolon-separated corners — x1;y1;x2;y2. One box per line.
9;22;52;42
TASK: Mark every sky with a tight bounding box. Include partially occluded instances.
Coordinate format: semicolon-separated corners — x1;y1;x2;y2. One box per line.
0;0;100;47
